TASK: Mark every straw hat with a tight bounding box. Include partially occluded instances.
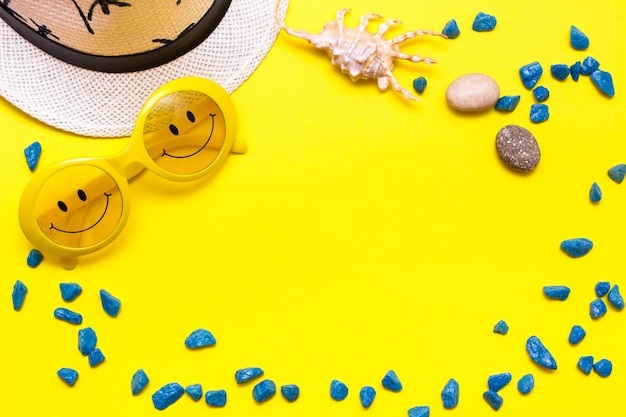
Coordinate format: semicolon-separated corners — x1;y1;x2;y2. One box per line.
0;0;288;137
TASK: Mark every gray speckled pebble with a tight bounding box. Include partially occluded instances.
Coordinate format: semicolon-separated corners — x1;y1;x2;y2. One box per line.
496;125;541;172
446;73;500;111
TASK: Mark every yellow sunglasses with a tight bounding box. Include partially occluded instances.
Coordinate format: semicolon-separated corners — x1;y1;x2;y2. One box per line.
19;77;246;267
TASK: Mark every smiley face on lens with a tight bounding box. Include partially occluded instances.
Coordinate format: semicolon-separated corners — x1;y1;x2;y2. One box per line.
50;188;112;233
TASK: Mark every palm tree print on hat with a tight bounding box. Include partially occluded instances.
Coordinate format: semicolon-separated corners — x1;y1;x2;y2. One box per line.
71;0;131;35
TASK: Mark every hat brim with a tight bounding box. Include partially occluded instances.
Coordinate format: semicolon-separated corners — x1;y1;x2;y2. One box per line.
0;0;289;137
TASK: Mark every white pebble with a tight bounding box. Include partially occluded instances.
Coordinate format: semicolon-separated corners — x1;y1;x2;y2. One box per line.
446;73;500;111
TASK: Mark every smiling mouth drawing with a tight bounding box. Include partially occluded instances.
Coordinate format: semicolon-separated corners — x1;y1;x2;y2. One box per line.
50;193;112;234
162;113;216;159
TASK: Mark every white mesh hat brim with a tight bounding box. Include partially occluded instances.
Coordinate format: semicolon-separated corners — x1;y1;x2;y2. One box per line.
0;0;288;138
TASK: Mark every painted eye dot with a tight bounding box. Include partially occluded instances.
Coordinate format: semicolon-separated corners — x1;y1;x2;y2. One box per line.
58;201;68;212
187;111;195;123
77;189;87;201
169;124;179;136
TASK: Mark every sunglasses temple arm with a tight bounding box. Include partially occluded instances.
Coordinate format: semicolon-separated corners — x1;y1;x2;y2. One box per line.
230;137;247;154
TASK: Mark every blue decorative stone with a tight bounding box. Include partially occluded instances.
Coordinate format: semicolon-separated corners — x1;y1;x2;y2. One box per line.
280;384;300;402
595;281;611;297
589;182;602;202
590;299;607;319
442;19;460;39
590;70;615;97
517;374;534;394
530;104;549;123
472;12;497;32
568;325;586;345
131;369;150;395
520;62;543;89
54;307;83;325
185;329;216;349
186;384;203;401
26;249;44;268
359;386;376;408
543;285;571;301
441;378;459;409
408;406;430;417
412;76;427;94
493;320;509;335
526;336;557;370
205;389;227;407
487;372;512;392
330;379;349;401
551;64;570;81
533;86;550;102
578;356;594;375
253;379;276;403
608;164;626;183
235;367;264;384
593;359;613;377
495;96;521;112
581;56;600;75
570;26;589;50
57;368;79;386
88;348;105;367
60;283;82;302
12;280;27;311
100;289;121;317
152;383;185;410
24;141;42;172
608;285;624;310
78;327;97;355
382;369;403;392
483;390;503;411
560;238;593;258
570;62;581;81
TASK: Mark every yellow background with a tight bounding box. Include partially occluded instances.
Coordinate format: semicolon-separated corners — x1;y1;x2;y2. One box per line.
1;1;625;416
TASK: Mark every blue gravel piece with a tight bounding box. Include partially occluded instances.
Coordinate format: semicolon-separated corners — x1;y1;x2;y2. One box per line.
595;281;611;297
533;86;550;102
543;285;571;301
360;386;376;408
60;283;82;302
57;368;79;387
235;367;264;384
330;379;349;401
408;406;431;417
589;182;602;203
88;348;105;367
382;370;403;392
608;285;624;310
570;62;581;81
54;307;83;325
560;238;593;258
590;299;607;319
581;56;600;75
608;164;626;183
442;19;460;39
551;64;570;81
131;369;150;395
487;372;512;392
517;374;534;394
520;62;543;89
205;389;227;407
253;379;276;403
570;26;589;50
578;356;594;375
568;325;586;345
530;104;549;123
186;384;203;401
26;249;44;268
526;336;557;370
100;289;121;317
185;329;216;349
24;141;42;171
12;280;28;311
412;77;427;94
495;96;520;112
78;327;97;355
483;390;503;411
593;359;613;377
472;12;497;32
152;383;185;410
590;70;615;97
281;384;300;402
493;320;509;335
441;378;460;409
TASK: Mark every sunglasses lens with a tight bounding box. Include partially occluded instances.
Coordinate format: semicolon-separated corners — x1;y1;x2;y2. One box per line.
143;90;227;175
34;165;123;249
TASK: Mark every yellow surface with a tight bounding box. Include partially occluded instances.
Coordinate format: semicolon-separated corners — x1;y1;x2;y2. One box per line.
1;1;625;416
